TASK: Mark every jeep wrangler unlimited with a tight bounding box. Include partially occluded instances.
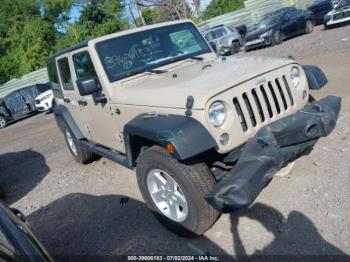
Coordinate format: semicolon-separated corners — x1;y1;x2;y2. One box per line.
48;20;341;236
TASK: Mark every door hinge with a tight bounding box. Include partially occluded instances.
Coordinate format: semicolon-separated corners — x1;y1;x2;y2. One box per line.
116;133;124;144
108;105;114;115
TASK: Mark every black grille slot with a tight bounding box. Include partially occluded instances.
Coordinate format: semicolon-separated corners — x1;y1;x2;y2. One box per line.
282;75;294;106
252;88;265;122
268;81;281;114
242;93;257;127
233;97;247;132
275;78;288;110
260;85;273;118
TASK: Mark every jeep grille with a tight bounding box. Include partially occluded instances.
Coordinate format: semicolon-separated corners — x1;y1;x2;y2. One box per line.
233;76;294;132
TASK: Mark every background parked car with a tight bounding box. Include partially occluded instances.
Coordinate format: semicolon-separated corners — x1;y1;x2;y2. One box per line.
244;7;314;51
0;202;52;261
308;0;335;24
324;0;350;28
202;24;243;55
35;86;54;112
0;84;48;129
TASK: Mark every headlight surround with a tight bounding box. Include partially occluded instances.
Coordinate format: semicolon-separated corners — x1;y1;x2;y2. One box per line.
260;29;272;39
208;101;227;127
41;93;52;101
290;66;300;87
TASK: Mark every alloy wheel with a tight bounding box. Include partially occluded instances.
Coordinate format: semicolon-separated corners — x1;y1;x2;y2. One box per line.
147;169;189;222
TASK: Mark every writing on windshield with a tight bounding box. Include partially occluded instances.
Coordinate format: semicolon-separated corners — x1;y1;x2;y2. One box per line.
96;23;211;81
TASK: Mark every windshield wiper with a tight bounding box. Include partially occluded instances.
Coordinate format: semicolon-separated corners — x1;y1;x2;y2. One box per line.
144;68;168;74
186;55;205;61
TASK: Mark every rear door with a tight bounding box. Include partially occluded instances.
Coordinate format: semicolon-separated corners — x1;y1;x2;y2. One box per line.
280;11;298;37
3;91;29;120
295;9;309;33
56;54;91;139
70;49;123;151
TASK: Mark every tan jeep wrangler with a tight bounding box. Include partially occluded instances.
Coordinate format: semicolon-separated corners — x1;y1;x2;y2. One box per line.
48;20;341;236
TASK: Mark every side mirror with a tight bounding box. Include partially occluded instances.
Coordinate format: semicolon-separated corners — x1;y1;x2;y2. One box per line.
76;77;100;96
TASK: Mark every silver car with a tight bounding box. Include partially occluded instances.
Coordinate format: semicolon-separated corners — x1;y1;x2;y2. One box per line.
202;25;243;55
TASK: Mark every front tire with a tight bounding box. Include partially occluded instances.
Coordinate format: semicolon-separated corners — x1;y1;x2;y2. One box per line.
271;30;283;46
64;128;95;164
0;115;7;129
136;146;219;236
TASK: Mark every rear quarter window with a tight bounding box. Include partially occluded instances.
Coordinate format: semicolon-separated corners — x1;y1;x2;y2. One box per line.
57;58;74;91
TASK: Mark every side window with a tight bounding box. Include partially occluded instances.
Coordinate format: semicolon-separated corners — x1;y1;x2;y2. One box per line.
214;28;227;38
73;51;97;79
57;58;74;90
47;61;63;98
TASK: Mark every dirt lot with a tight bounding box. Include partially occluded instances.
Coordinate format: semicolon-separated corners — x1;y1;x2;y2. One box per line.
0;25;349;260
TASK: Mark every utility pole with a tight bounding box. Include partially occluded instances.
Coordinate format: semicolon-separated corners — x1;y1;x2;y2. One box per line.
182;0;187;19
135;1;146;26
128;3;138;27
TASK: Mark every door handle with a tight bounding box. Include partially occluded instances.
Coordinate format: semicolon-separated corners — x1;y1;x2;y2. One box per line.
63;97;70;103
78;99;88;106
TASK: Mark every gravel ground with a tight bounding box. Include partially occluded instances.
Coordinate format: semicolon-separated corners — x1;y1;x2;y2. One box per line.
0;24;349;261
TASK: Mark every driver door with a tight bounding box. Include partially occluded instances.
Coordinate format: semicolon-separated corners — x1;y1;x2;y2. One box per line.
70;48;123;151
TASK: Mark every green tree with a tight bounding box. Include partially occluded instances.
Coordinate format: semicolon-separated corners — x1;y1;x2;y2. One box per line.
0;0;129;85
142;7;157;25
0;0;58;84
72;0;128;40
203;0;244;20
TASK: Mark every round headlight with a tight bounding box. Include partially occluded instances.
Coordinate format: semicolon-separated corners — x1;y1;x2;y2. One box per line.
290;66;300;87
209;101;226;127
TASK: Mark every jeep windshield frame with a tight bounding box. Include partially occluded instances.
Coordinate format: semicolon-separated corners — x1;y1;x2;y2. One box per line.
95;22;212;82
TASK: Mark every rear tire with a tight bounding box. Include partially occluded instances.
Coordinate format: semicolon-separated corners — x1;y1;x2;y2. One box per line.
63;128;95;164
136;146;219;236
305;20;314;34
0;115;7;129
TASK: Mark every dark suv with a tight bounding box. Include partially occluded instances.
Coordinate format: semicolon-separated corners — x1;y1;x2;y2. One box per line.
244;7;314;51
0;84;50;129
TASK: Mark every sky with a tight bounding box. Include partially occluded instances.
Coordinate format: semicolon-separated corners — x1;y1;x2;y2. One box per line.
69;0;213;24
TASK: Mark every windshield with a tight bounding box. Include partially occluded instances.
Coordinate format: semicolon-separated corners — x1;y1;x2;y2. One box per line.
336;0;350;9
96;22;211;82
36;84;51;93
257;15;281;30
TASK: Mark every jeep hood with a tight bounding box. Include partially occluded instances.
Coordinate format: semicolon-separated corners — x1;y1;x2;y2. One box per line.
115;56;294;110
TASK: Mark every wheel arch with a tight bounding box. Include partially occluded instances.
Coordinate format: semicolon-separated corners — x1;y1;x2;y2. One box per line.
53;104;84;140
124;114;217;167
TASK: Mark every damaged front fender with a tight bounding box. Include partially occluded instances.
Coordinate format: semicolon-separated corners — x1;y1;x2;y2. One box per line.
205;96;341;213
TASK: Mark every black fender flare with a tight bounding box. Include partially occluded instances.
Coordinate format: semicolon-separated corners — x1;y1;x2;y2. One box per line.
302;65;328;90
124;114;217;164
53;105;84;140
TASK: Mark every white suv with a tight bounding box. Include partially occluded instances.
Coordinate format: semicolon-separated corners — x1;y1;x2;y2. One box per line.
35;86;53;112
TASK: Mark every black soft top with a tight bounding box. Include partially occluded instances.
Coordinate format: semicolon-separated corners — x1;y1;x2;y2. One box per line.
47;40;88;63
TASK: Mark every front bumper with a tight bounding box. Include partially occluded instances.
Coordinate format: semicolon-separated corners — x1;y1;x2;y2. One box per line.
205;96;341;213
35;98;53;112
244;37;270;50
